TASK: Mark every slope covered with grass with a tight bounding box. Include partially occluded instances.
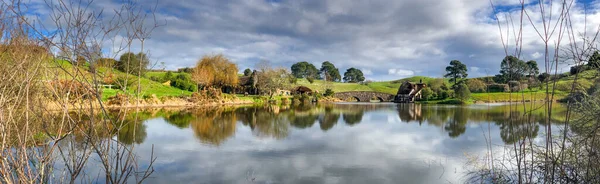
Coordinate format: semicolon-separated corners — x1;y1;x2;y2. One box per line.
47;61;192;101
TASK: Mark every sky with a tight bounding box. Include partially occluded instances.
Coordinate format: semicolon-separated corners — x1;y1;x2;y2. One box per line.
29;0;600;81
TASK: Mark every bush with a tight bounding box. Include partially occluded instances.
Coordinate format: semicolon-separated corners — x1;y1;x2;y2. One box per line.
149;76;163;82
439;90;453;99
538;73;550;82
455;84;471;102
487;83;509;92
467;79;486;93
570;65;589;75
420;87;433;101
281;97;290;104
169;74;196;92
114;76;135;89
307;77;315;84
324;89;335;97
508;81;522;92
300;93;310;102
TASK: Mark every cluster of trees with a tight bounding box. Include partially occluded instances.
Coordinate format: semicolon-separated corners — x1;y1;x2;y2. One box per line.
494;56;539;84
289;61;366;83
420;78;455;101
438;56;544;102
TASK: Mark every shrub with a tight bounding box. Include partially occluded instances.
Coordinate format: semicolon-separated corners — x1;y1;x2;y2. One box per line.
570;65;588;75
107;93;129;106
324;89;335;97
300;93;310;102
114;76;135;89
289;76;298;84
50;80;99;101
307;77;315;84
508;81;522;92
454;84;471;102
149;76;162;82
487;83;509;92
467;79;486;93
281;97;290;104
421;87;433;101
439;90;452;99
538;73;550;82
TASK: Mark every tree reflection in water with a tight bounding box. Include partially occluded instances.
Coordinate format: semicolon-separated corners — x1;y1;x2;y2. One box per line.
189;108;237;146
342;110;364;126
107;103;562;146
319;106;340;131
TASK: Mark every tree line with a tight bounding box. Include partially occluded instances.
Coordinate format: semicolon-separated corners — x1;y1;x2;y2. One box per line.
286;61;365;83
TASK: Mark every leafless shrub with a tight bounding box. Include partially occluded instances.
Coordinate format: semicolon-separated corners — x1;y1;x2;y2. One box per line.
0;0;159;183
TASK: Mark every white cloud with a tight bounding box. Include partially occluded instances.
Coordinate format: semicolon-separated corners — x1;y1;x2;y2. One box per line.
531;52;542;59
388;69;415;76
362;69;373;76
28;0;599;80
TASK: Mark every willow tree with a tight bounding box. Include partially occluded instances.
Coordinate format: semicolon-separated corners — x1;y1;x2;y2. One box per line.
192;54;239;89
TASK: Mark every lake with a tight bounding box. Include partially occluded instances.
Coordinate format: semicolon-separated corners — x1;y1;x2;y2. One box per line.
82;102;564;183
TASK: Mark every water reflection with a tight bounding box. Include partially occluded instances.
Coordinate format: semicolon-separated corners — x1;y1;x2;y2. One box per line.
110;103;563;146
87;103;568;183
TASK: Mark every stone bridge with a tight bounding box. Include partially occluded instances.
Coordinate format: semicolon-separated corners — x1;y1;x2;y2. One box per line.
334;91;395;102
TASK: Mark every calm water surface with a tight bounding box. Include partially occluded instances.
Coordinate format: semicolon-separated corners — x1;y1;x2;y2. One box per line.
115;103;561;184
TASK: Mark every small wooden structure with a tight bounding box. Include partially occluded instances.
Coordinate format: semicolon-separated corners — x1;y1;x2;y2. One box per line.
293;86;313;95
394;80;426;103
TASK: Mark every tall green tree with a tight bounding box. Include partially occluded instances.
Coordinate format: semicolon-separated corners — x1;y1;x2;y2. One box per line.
526;60;539;78
243;68;252;76
588;51;600;69
319;61;341;82
444;60;468;86
343;67;365;83
117;52;149;75
290;61;319;79
497;56;527;83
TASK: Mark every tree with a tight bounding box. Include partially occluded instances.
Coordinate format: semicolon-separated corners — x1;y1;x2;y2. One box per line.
243;68;252;76
290;61;319;79
343;68;365;83
497;56;527;83
255;60;293;98
454;83;471;103
117;52;149;75
538;73;550;82
526;60;539;78
587;51;600;69
444;60;468;86
191;54;239;89
319;61;341;82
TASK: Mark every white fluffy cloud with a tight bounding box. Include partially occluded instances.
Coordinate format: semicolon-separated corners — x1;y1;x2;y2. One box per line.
388;69;415;77
29;0;600;80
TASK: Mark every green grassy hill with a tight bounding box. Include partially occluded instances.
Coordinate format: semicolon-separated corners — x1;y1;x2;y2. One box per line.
295;78;373;93
49;61;192;100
